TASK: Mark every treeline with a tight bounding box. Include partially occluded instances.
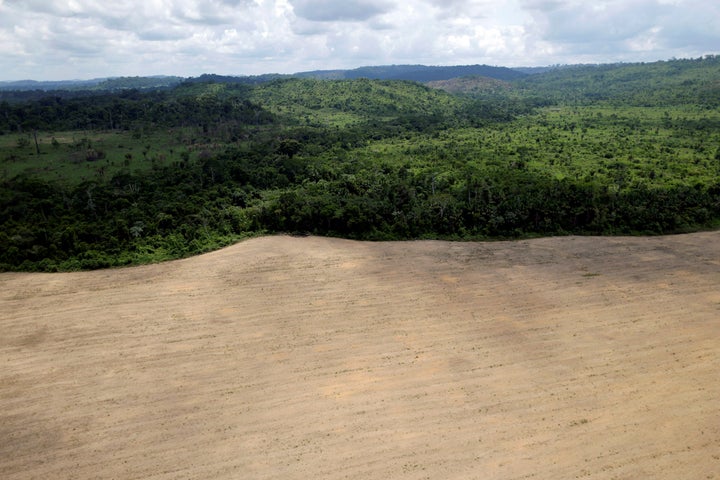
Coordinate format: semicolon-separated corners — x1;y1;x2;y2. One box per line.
263;167;720;238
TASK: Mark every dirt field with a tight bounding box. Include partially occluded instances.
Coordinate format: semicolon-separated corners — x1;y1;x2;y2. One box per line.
2;233;719;479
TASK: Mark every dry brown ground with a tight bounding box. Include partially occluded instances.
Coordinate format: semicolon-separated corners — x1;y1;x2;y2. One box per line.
1;233;719;480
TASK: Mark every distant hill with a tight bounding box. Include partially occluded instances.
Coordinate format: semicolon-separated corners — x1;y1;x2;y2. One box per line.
426;76;512;95
94;76;184;90
515;56;720;106
295;64;527;82
0;78;106;91
247;77;463;122
511;66;559;75
0;76;184;92
182;73;288;85
5;57;719;105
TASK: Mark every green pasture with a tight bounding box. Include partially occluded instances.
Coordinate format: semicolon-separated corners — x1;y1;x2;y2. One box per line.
0;128;201;185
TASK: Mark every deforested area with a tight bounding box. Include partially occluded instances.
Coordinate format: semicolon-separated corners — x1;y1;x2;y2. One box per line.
2;233;719;479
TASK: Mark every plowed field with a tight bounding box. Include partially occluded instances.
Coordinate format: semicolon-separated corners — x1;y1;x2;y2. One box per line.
2;233;719;479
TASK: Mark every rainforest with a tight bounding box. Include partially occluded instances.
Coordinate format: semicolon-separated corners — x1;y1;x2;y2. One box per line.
2;56;720;271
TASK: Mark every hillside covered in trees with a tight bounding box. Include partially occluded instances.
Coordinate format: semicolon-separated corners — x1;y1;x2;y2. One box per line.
1;56;720;271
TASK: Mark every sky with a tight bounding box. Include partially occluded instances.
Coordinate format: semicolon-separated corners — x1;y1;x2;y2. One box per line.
1;0;719;81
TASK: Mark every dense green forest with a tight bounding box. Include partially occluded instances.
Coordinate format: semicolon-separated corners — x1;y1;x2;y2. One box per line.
2;56;720;271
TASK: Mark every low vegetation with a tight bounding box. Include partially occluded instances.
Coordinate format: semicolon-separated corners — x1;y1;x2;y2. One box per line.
2;56;720;271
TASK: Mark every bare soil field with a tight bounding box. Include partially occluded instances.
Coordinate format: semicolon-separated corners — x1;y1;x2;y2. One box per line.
2;233;719;479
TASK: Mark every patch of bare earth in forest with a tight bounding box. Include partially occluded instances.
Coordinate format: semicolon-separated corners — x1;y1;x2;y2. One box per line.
2;233;719;479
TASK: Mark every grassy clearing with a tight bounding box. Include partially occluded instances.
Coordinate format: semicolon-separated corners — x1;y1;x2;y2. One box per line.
0;128;202;185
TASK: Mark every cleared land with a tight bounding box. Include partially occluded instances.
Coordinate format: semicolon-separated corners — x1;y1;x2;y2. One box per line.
1;233;719;479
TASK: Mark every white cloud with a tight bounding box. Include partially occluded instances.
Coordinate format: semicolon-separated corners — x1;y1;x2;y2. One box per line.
0;0;718;80
289;0;392;22
520;0;720;62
